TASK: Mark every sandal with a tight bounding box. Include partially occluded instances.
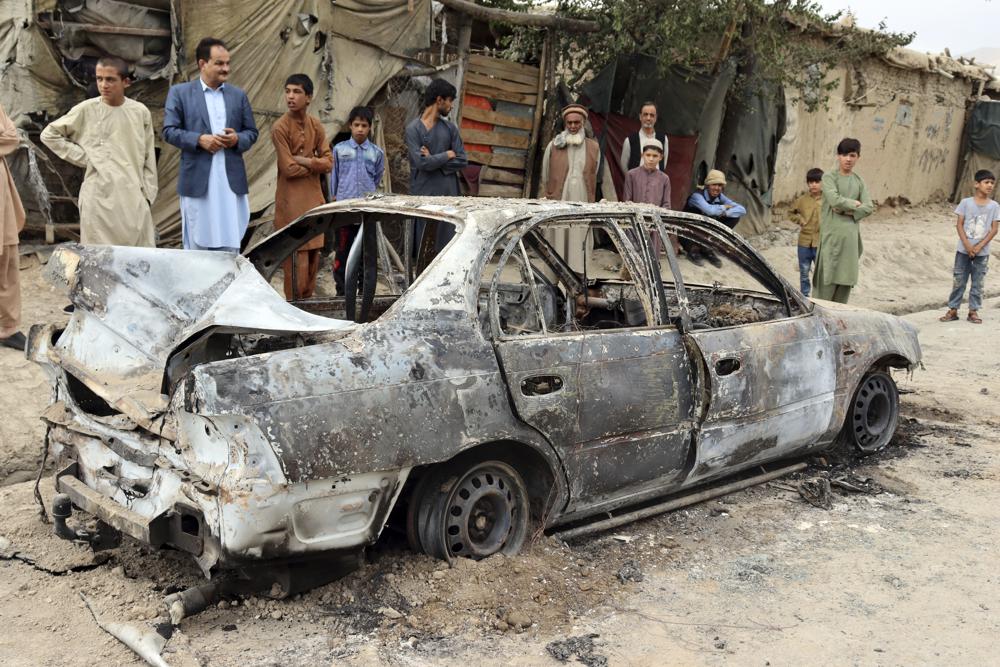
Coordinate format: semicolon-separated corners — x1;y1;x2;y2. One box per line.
939;309;959;322
967;311;982;324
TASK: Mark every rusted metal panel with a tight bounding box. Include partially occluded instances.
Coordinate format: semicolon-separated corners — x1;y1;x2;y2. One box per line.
493;333;585;450
40;244;351;425
686;311;838;482
56;462;167;546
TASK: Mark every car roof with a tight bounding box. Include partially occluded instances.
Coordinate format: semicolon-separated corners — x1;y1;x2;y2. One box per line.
302;194;713;234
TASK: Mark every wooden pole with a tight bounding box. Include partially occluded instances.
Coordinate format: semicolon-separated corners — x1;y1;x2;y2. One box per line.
453;14;474;128
437;0;599;33
524;30;550;198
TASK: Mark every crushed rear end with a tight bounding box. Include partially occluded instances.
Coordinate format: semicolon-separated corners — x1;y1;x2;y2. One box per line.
29;245;408;574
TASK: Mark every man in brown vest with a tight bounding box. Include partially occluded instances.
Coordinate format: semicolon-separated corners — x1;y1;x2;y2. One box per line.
540;104;617;270
541;104;616;203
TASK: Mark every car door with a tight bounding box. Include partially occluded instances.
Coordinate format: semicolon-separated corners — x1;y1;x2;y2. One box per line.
486;215;695;512
650;215;838;484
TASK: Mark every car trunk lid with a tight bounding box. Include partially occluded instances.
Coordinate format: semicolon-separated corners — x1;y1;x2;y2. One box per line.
35;245;352;425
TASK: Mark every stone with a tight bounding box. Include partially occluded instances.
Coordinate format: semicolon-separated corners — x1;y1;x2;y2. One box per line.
379;606;404;620
505;610;532;630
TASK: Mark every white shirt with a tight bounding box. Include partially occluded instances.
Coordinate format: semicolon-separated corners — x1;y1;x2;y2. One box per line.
620;129;669;173
180;79;250;250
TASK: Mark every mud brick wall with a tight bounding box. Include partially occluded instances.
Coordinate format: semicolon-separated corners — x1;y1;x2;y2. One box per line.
774;59;972;205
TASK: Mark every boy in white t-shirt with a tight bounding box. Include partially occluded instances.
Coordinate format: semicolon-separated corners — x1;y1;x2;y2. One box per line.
939;170;999;324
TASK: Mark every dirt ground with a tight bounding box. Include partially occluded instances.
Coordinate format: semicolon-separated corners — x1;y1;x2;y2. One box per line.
2;201;999;666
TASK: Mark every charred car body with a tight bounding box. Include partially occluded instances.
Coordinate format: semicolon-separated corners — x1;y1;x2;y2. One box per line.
29;196;920;576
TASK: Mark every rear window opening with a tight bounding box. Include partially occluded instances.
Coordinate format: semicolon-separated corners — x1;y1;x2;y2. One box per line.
163;211;459;389
252;211;458;324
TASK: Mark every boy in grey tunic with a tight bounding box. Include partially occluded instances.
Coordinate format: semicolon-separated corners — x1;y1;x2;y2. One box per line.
404;79;467;250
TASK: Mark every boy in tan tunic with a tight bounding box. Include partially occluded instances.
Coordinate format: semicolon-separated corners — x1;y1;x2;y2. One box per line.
271;73;333;300
0;102;26;350
788;167;823;296
40;56;158;246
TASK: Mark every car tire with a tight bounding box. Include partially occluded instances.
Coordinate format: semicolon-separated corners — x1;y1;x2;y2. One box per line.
407;459;531;563
841;370;900;454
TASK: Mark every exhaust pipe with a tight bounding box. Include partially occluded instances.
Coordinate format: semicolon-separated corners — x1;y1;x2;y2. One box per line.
51;493;121;550
52;493;82;541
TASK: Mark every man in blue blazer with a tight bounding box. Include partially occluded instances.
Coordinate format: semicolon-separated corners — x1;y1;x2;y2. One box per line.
163;37;258;252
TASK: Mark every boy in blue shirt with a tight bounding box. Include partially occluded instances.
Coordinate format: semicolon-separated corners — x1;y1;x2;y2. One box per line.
939;169;999;324
330;106;385;294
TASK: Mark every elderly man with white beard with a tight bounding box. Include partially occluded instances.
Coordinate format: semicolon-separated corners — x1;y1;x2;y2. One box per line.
540;103;617;269
541;104;617;203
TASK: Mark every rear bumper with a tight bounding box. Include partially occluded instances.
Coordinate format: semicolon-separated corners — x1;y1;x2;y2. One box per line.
55;461;205;555
47;412;411;572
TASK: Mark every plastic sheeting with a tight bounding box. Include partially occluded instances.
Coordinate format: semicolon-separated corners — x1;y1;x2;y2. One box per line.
953;101;1000;203
968;100;1000;161
710;81;786;238
41;0;174;82
0;2;75;125
2;0;432;244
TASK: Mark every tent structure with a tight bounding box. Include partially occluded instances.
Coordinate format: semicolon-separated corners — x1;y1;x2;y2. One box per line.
579;54;785;236
1;0;435;244
953;100;1000;202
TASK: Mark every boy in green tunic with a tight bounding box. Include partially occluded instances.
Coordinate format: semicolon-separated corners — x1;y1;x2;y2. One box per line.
812;138;874;303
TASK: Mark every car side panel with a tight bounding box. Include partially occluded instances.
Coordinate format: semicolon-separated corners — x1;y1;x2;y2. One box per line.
188;316;563;485
813;303;922;443
685;313;837;483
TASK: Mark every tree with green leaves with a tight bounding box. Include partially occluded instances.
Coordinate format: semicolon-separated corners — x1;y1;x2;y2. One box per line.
456;0;914;112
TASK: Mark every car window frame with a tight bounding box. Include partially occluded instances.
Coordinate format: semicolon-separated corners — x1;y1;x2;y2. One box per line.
644;213;812;329
484;212;659;342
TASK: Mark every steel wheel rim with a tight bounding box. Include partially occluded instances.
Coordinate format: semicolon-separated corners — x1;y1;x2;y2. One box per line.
853;374;896;451
445;467;521;559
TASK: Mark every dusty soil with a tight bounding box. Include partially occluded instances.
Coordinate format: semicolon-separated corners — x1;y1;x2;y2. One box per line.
1;201;999;666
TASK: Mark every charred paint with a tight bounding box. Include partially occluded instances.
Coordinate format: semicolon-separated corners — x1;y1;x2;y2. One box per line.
30;195;921;573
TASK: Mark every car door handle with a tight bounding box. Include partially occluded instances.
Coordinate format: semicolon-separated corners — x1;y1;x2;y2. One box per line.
715;357;741;376
520;375;563;396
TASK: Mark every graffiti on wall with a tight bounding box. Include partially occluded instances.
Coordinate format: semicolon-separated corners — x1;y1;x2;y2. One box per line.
918;147;949;174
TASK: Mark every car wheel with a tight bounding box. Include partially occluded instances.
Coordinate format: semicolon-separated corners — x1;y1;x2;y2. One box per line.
843;370;900;454
408;459;530;562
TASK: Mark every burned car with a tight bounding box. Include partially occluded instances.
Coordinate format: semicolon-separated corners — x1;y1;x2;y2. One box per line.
29;196;920;577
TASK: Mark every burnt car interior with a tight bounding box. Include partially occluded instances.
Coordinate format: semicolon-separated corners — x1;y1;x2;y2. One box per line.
480;217;659;337
651;217;807;330
480;213;807;339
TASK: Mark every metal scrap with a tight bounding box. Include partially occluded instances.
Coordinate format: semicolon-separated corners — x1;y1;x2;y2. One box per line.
830;473;884;495
797;477;833;510
80;594;171;667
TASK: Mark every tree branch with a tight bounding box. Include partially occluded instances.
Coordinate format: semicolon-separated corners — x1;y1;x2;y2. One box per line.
437;0;599;33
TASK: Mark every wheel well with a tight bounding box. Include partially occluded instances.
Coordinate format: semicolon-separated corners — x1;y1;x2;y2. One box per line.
872;353;914;373
407;441;557;524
